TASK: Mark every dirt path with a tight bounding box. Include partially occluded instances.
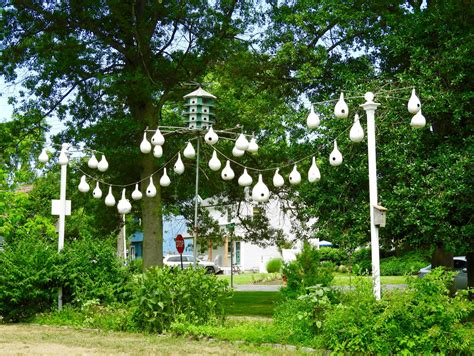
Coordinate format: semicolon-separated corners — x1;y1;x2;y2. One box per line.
0;324;299;355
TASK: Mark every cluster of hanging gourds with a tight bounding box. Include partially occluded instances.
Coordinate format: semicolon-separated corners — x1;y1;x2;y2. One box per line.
39;89;424;211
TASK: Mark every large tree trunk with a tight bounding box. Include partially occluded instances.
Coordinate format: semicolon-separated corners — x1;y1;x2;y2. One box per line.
142;153;164;268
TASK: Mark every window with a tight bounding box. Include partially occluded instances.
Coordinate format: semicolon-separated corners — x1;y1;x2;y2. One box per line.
168;256;180;262
454;259;466;270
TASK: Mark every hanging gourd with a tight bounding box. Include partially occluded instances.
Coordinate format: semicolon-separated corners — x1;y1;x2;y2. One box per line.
308;157;321;183
140;132;152;153
238;168;253;186
78;175;90;193
105;186;116;207
151;127;165;146
131;183;143;200
208;150;221;171
183;142;196;159
117;189;132;215
38;148;49;163
153;145;163;158
232;146;245;157
252;174;270;202
221;160;235;181
235;133;249;151
97;155;109;172
349;114;364;143
58;149;69;165
87;154;98;169
146;177;157;197
329;141;343;166
273;168;284;187
204;127;219;145
307;104;320;128
289;165;301;185
247;137;259;153
410;110;426;129
173;153;185;175
160;168;171;187
334;92;349;119
407;88;421;114
92;182;102;199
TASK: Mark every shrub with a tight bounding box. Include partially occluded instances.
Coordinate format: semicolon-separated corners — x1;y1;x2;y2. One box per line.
266;258;283;273
319;269;473;353
281;243;334;298
319;247;347;265
130;267;231;333
0;237;59;321
380;252;428;276
57;237;131;305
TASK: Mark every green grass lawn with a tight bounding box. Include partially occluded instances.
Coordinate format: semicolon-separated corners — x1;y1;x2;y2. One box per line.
225;291;280;317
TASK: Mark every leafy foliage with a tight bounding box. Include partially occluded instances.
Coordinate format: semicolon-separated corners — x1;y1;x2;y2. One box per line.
266;258;283;273
281;243;334;298
130;267;231;333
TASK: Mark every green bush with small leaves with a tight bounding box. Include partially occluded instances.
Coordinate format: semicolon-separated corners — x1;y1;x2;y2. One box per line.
266;258;283;273
130;266;232;333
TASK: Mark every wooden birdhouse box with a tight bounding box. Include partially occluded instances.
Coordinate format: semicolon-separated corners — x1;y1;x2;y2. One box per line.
373;204;387;227
183;87;216;130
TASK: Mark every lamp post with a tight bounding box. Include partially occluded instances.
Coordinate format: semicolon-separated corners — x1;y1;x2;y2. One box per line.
360;92;382;300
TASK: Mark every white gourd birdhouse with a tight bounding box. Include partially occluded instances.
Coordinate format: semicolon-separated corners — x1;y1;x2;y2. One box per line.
273;168;284;187
173;153;185;175
221;160;235;181
208;150;221;171
151;128;165;146
235;133;250;151
97;155;109;172
232;146;245;157
329;141;343;166
140;132;152;154
38;148;49;163
78;175;90;193
105;186;116;207
289;165;301;185
183;142;196;159
252;174;270;202
204;127;219;145
146;177;157;197
308;157;321;183
307;104;320;129
87;154;98;169
183;87;216;130
334;92;349;119
117;189;132;215
131;184;143;200
238;168;253;186
92;182;102;199
407;89;421;114
153;145;163;158
247;137;259;153
410;110;426;129
160;168;171;187
373;204;387;227
58;149;69;166
349;114;364;143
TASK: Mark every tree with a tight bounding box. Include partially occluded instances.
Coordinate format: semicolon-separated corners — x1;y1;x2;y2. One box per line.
1;0;256;267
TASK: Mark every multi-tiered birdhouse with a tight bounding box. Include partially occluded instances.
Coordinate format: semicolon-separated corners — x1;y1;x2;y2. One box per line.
183;87;216;130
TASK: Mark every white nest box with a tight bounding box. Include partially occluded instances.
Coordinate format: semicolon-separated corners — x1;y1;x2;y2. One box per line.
183;87;217;130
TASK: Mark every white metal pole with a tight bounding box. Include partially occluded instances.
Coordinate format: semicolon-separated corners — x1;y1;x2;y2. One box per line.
123;214;127;260
57;146;68;311
193;137;200;268
360;92;381;300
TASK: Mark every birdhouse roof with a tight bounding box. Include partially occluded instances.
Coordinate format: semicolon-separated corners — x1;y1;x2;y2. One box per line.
183;87;216;99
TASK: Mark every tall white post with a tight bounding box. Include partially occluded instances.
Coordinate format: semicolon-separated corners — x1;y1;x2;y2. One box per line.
58;163;67;253
360;92;381;300
193;137;200;267
122;214;127;260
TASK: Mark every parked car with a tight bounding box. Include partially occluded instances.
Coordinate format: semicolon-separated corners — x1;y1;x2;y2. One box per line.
418;256;467;290
163;254;220;274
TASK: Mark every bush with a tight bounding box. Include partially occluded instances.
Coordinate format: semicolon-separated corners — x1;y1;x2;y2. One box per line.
319;247;347;265
380;252;428;276
319;269;473;353
0;237;59;321
266;258;283;273
130;267;231;333
281;243;334;298
57;237;131;305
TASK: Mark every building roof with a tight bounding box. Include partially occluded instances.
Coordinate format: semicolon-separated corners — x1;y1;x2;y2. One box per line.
183;87;216;99
130;231;143;243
